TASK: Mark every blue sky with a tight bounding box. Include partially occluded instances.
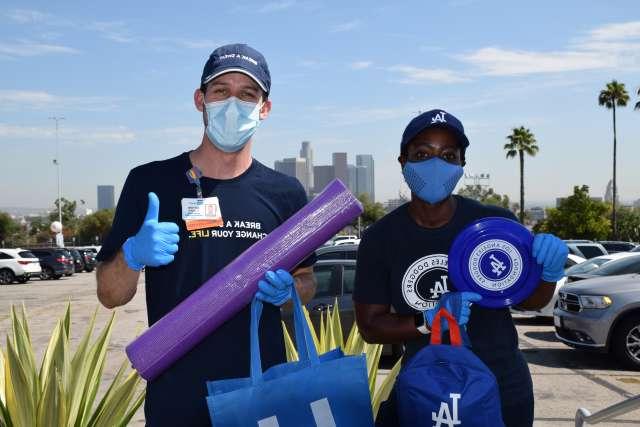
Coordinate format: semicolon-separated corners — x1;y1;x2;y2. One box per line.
1;1;639;210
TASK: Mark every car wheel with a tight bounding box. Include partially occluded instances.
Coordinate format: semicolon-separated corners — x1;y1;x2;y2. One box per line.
16;276;29;284
53;274;62;280
612;314;640;370
40;267;54;280
0;269;15;285
85;267;94;273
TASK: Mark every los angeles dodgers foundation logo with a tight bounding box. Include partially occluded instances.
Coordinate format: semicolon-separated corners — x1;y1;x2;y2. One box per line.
432;393;461;427
402;255;449;310
468;239;523;291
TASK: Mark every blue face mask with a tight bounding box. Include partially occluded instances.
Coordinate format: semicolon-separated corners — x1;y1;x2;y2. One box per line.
402;157;463;204
204;97;262;153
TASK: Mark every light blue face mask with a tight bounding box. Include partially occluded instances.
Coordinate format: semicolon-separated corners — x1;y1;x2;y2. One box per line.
204;97;262;153
402;157;463;204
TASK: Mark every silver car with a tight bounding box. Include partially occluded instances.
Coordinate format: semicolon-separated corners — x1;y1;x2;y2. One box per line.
554;273;640;370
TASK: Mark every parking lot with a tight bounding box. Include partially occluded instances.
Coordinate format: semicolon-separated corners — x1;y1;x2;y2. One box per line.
0;273;639;426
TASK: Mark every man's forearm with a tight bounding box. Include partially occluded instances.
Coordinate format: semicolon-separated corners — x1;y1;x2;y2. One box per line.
96;250;140;309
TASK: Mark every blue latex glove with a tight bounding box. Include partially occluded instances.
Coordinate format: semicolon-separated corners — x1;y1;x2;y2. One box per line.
424;291;482;331
532;233;569;282
122;192;180;271
256;269;294;306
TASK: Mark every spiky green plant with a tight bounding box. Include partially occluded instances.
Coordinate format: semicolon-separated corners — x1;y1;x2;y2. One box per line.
0;303;145;427
282;299;401;418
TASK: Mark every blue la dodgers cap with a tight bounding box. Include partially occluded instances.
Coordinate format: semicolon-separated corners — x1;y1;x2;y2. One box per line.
201;43;271;94
401;109;470;153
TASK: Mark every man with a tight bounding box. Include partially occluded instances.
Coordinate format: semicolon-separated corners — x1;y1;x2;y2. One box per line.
353;109;567;427
96;43;316;426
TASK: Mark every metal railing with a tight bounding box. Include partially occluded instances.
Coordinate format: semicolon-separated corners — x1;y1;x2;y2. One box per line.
575;394;640;426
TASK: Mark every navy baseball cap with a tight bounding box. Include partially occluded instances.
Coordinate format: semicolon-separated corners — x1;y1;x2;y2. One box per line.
401;109;470;153
201;43;271;95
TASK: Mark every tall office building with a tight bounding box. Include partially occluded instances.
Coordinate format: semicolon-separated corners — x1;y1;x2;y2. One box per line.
97;185;115;211
332;152;348;185
300;141;314;195
313;165;335;193
274;158;308;190
356;154;375;202
347;165;357;194
356;166;368;199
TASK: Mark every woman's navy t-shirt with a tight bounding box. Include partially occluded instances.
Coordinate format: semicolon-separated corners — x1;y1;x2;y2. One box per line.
97;152;315;426
353;196;533;408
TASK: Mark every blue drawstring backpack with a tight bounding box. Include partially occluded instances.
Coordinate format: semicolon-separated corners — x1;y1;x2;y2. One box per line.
206;289;374;427
396;308;505;427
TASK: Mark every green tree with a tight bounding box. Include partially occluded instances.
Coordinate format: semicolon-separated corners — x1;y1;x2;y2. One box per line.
0;212;19;245
598;80;629;239
617;207;640;243
635;87;640;111
504;126;539;223
533;185;611;240
76;209;115;245
353;194;386;230
457;185;510;209
48;197;78;226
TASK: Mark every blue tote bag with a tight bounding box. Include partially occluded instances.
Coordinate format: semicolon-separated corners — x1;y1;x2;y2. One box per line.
206;290;374;427
396;308;505;427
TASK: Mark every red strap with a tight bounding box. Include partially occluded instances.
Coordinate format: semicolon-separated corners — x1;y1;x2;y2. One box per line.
429;308;462;346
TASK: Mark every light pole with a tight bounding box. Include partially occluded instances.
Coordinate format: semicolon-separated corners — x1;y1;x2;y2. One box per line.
49;116;65;246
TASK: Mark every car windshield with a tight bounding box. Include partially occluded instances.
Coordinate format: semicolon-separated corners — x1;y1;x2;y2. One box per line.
18;251;36;259
592;255;640;276
566;258;610;275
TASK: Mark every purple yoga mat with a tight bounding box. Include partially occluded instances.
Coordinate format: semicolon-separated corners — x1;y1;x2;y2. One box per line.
126;179;363;380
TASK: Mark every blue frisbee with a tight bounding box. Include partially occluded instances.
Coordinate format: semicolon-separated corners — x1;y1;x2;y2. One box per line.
448;217;542;308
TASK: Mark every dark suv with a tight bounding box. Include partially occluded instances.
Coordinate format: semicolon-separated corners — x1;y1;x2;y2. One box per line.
282;259;403;359
29;248;75;280
75;248;97;272
69;249;85;273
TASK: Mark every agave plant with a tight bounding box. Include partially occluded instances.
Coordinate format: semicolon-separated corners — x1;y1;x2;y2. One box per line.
282;300;401;418
0;303;145;427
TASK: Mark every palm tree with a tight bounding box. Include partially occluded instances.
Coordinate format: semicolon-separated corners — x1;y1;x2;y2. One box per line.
635;87;640;111
504;126;539;223
598;80;629;239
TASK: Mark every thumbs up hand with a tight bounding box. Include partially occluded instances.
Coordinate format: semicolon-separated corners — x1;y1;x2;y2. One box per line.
122;192;180;271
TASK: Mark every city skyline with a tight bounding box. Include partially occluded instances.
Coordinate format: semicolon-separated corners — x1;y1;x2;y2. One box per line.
0;2;639;210
274;141;376;202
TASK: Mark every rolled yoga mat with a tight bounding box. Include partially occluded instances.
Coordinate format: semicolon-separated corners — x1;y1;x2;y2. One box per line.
126;179;363;381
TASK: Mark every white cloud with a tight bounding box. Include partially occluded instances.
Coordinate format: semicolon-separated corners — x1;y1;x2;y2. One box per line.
6;9;50;24
588;21;640;41
388;65;469;84
0;123;136;145
349;61;372;70
85;21;134;43
258;0;297;13
458;21;640;76
459;47;614;75
297;59;324;68
330;19;361;33
0;90;122;111
0;40;80;57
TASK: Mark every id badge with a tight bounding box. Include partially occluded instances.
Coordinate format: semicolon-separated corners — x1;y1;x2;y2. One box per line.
181;197;223;231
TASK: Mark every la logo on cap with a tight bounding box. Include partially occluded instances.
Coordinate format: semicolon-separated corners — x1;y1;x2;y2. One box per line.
431;111;447;124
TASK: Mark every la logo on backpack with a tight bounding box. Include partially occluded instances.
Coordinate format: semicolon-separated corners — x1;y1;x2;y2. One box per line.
432;393;461;427
396;308;505;427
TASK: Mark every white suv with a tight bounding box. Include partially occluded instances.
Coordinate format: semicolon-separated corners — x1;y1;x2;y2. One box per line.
0;248;42;285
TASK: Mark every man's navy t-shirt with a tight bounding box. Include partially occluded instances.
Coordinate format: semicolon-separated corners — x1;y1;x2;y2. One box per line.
97;152;315;426
353;196;533;409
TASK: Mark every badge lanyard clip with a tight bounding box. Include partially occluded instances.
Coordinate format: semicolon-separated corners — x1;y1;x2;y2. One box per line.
186;166;204;199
